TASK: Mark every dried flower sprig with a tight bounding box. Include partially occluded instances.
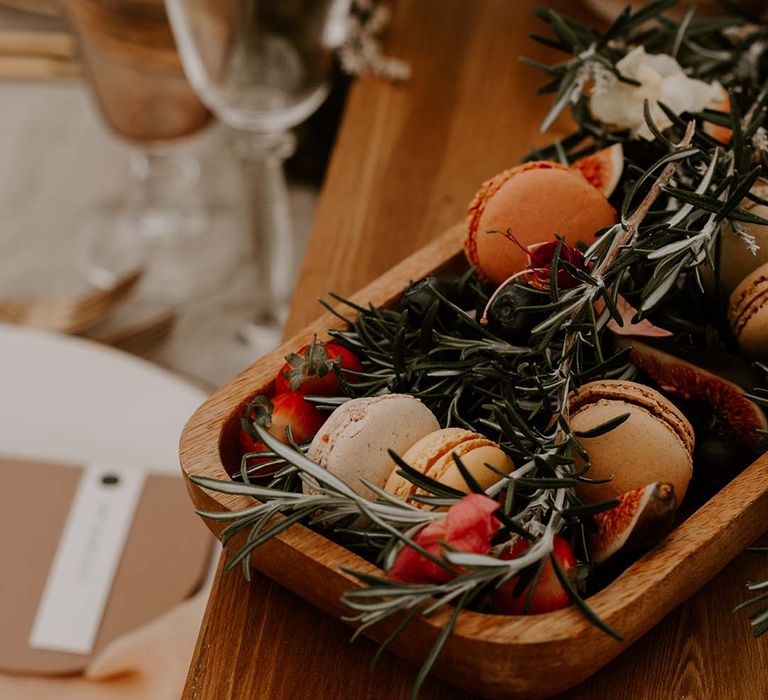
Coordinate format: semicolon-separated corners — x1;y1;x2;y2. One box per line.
339;0;411;81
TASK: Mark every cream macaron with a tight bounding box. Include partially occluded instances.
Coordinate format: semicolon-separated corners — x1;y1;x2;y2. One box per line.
384;427;513;508
569;380;694;505
728;261;768;361
306;394;440;499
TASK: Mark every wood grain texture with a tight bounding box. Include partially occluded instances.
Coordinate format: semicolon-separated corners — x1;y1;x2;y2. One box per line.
184;1;768;698
284;0;583;336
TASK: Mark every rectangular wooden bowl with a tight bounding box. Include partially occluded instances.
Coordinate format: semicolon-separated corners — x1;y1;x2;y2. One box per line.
179;224;768;699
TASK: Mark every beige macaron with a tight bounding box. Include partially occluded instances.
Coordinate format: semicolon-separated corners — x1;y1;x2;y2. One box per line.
728;260;768;361
306;394;440;499
569;380;694;505
384;427;513;508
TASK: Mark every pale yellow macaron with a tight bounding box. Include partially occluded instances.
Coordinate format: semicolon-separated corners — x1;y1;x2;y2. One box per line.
728;260;768;361
384;427;513;508
569;379;694;505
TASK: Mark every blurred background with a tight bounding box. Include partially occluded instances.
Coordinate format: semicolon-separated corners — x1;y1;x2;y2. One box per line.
0;3;388;698
0;0;362;387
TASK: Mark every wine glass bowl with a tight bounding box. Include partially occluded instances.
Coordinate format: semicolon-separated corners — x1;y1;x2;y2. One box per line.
64;0;211;142
167;0;338;133
166;0;347;348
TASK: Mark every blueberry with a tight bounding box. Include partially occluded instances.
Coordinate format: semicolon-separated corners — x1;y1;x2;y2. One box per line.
401;276;465;320
486;285;548;344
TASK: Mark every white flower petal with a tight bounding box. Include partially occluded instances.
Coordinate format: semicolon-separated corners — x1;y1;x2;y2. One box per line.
615;45;646;77
589;46;721;139
644;51;681;77
590;86;632;124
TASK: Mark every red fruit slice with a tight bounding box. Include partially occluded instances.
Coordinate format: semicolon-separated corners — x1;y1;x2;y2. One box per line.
571;143;623;198
619;338;768;447
590;482;676;564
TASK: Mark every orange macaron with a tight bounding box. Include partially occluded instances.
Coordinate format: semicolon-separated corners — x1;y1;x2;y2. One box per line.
465;161;618;284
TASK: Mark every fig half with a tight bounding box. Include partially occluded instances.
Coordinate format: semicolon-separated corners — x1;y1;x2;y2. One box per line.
618;338;768;447
590;482;676;564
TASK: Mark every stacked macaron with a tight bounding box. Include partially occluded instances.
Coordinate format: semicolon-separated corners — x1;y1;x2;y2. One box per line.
306;396;513;503
714;182;768;299
306;394;439;498
569;379;694;505
465;161;617;284
701;181;768;361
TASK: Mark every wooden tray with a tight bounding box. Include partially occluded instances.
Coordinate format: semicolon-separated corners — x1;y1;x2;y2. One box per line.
179;224;768;699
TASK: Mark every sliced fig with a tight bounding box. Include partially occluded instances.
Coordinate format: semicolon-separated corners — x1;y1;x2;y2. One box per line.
571;143;623;198
618;338;768;447
590;482;676;564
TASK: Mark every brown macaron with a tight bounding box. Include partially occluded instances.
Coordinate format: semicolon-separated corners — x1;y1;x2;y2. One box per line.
384;427;513;508
465;161;617;285
728;261;768;361
569;379;694;505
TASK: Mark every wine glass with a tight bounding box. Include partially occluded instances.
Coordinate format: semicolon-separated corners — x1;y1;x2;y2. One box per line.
64;0;240;303
165;0;348;349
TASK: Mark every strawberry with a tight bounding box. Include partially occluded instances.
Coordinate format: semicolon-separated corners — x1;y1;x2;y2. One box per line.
239;394;327;472
274;337;363;395
491;534;577;615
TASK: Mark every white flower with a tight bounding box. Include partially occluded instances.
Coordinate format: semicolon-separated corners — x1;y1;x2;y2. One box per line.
590;46;723;140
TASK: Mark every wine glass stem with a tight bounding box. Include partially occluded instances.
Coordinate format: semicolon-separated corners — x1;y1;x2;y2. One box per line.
126;144;207;239
231;129;298;325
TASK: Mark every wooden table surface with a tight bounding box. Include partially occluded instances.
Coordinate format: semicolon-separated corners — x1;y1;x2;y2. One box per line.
183;1;768;698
